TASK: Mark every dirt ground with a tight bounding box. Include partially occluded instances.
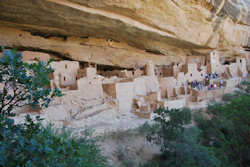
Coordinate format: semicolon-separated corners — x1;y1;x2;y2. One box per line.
99;127;161;167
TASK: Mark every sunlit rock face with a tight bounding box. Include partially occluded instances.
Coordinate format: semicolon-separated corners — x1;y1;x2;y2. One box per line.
207;0;250;25
0;0;249;68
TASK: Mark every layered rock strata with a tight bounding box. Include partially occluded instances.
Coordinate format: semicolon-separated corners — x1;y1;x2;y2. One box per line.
0;0;249;68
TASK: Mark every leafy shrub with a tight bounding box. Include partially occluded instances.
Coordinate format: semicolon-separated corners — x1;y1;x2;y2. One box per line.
144;108;219;167
0;115;108;167
195;93;250;167
0;47;62;116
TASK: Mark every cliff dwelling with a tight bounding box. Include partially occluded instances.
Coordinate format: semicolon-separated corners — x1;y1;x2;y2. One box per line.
13;49;249;123
0;0;250;132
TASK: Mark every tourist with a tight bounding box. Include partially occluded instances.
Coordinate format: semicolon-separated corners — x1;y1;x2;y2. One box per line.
212;73;216;79
220;80;224;88
191;81;195;88
208;73;211;79
205;73;208;79
197;82;201;90
211;84;214;89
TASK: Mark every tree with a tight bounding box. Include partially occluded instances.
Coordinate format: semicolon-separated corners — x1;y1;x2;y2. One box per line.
195;92;250;167
144;108;220;167
0;46;62;116
0;47;108;167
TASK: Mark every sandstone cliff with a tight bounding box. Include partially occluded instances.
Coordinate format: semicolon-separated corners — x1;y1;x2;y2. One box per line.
0;0;249;68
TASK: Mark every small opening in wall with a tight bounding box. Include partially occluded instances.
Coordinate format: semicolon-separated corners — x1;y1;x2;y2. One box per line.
190;73;192;77
223;61;230;65
201;74;203;77
65;64;68;69
64;77;66;81
240;59;242;63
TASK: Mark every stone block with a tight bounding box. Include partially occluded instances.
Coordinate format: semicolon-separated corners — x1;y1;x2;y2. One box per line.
179;86;186;95
102;83;116;98
191;88;227;102
86;67;97;78
22;51;50;62
77;69;86;79
133;69;144;77
133;77;147;96
145;92;158;102
144;76;159;93
116;82;134;113
150;103;158;111
157;101;165;108
236;57;248;77
140;106;150;113
145;61;155;77
77;77;103;99
51;61;79;88
163;98;186;110
134;110;151;119
119;70;133;78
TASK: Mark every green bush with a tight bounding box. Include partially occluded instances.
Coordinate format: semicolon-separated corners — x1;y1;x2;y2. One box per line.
144;108;219;167
0;115;108;167
195;93;250;167
0;46;62;116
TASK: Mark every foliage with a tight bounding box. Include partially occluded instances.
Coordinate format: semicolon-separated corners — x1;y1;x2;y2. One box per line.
0;115;108;167
240;80;250;93
144;108;219;167
116;146;136;167
0;46;62;116
195;92;250;167
146;108;191;151
0;47;108;167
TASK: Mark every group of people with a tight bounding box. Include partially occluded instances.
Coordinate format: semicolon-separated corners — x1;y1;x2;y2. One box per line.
207;83;218;90
207;80;224;90
188;73;225;91
205;72;219;80
189;81;204;90
205;72;225;90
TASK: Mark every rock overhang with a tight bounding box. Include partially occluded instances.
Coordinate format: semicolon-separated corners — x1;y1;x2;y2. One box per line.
0;0;249;68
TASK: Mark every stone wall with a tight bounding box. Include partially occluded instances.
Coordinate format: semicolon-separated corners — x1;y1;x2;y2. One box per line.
51;61;80;88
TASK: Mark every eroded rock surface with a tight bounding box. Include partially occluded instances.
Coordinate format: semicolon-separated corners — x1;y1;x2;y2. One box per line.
0;0;249;68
